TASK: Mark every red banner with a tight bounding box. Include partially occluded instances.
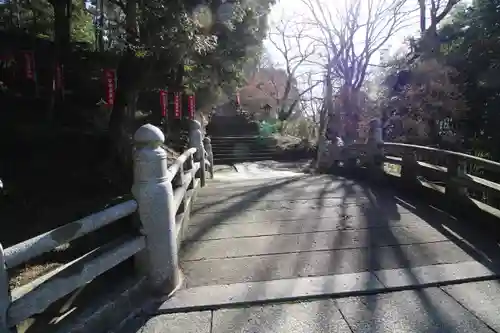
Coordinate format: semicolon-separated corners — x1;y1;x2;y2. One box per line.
160;90;167;117
103;69;116;106
23;51;34;80
54;64;64;91
173;92;181;119
187;95;195;119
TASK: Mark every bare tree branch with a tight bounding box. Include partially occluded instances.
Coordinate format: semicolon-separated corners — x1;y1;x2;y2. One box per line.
267;14;320;120
301;0;412;91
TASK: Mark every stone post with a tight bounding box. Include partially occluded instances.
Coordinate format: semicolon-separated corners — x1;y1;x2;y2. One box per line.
0;243;11;333
132;124;180;294
445;154;468;212
203;137;214;179
189;120;206;187
365;119;384;182
401;149;419;189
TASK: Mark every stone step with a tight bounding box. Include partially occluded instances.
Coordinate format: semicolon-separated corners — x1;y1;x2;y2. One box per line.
180;226;452;261
162;261;500;313
117;279;500;333
180;241;481;288
184;213;442;240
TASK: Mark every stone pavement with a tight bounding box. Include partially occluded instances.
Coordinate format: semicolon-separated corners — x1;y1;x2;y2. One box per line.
120;280;500;332
118;163;500;332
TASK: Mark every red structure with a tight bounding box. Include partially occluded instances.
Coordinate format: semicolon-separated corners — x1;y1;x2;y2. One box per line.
174;92;181;119
160;90;168;117
187;94;195;120
23;51;34;80
103;69;116;106
55;64;64;92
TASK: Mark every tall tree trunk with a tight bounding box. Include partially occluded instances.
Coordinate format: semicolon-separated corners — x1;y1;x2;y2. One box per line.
316;67;336;170
49;0;71;122
107;0;138;190
421;26;441;59
315;103;328;170
53;0;71;51
9;0;20;28
418;0;426;36
97;0;105;52
107;53;140;189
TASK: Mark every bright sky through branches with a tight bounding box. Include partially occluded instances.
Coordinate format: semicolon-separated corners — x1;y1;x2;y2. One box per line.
265;0;421;67
265;0;471;67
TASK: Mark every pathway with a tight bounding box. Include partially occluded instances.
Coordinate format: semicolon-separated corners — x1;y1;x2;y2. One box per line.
118;162;500;332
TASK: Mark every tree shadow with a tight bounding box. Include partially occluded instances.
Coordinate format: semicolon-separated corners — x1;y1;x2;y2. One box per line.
208;175;351;331
177;167;500;332
351;182;488;332
180;176;309;252
389;189;500;272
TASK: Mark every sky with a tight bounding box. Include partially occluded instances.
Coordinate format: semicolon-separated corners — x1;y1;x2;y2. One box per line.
264;0;472;67
264;0;421;68
261;0;425;98
261;0;473;100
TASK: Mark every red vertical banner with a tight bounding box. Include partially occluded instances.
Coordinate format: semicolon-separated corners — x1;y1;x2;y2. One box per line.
54;63;64;92
173;92;181;119
160;90;168;117
103;69;116;106
235;90;240;106
187;94;195;119
23;51;34;80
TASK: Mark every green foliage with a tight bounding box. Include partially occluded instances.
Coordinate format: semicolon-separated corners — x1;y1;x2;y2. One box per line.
70;0;95;45
280;118;317;141
1;0;277;139
374;0;500;158
439;0;500;157
0;0;95;44
183;1;275;111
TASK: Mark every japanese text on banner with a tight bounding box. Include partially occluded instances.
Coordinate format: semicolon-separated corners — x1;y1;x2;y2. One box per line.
104;69;116;106
187;95;195;120
160;90;168;117
174;92;181;119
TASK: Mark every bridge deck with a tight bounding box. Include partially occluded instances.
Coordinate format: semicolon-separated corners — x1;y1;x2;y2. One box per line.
120;169;500;333
181;174;500;289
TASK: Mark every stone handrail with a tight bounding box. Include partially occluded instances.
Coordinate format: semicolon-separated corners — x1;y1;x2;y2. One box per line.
203;136;214;178
0;120;210;332
341;140;500;218
382;142;500;216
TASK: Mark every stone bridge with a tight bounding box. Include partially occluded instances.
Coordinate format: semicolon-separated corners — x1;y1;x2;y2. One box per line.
120;158;500;333
3;122;500;333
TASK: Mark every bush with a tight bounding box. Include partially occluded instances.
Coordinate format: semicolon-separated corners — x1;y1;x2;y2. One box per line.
280;118;317;141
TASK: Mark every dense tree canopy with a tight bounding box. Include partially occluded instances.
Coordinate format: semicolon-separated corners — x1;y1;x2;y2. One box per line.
0;0;276;188
441;0;500;157
370;0;500;158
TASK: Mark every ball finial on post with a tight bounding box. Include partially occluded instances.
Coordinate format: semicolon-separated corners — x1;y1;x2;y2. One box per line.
132;124;181;293
203;136;214;179
189;120;206;186
190;120;202;131
134;124;165;146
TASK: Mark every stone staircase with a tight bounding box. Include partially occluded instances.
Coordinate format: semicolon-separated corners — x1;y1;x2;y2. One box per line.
210;135;276;164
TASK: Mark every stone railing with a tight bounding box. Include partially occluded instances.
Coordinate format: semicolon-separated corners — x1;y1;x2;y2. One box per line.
340;140;500;219
0;120;213;333
381;142;500;216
